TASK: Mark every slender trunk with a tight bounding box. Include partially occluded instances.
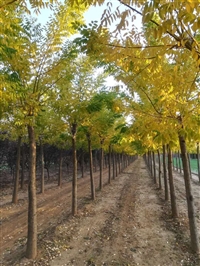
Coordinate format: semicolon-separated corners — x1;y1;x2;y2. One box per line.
197;143;200;182
167;145;178;219
99;142;103;190
147;150;150;169
58;149;63;187
81;149;84;178
108;145;111;184
21;143;25;190
152;151;157;184
46;167;50;181
163;145;169;201
149;151;153;176
87;133;95;200
112;151;116;180
118;154;121;174
71;123;77;216
115;153;118;177
12;136;22;203
26;125;37;259
157;149;162;190
178;150;182;173
40;138;44;194
179;134;200;253
122;154;124;170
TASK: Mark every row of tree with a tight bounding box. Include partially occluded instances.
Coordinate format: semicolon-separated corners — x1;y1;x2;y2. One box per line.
1;0;200;259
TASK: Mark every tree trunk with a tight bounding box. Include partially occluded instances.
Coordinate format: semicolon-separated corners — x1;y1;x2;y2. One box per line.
152;151;157;184
99;142;103;190
112;150;116;180
21;143;25;190
149;151;153;176
197;143;200;182
40;138;44;194
71;123;77;216
12;136;22;204
118;154;121;174
45;167;50;181
163;145;169;201
178;150;182;173
167;145;178;219
58;149;63;187
108;145;111;184
87;133;95;200
179;134;200;253
81;149;84;178
26;125;37;259
115;153;118;177
157;149;162;190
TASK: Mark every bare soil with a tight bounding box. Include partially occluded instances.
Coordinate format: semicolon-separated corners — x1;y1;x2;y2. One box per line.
0;157;200;266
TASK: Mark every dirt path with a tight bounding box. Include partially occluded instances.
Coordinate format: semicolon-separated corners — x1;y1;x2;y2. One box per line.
45;158;199;266
1;157;200;266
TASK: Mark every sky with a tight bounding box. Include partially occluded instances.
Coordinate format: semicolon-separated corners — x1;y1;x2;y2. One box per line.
34;1;141;30
31;1;141;87
34;1;112;25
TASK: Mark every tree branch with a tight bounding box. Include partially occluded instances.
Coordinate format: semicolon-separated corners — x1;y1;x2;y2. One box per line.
102;42;175;49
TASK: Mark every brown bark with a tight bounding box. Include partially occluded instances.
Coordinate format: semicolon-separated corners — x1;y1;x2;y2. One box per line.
46;167;50;181
162;145;169;201
167;145;178;219
115;153;118;177
118;154;121;174
152;151;157;184
26;125;37;259
179;134;200;253
108;145;111;184
178;150;182;173
149;151;153;176
12;136;22;204
71;123;77;216
87;133;95;200
81;149;84;178
168;145;178;218
157;149;162;190
99;142;104;190
172;152;175;170
112;150;116;180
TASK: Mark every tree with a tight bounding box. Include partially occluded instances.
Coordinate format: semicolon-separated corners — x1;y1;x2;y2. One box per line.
1;2;87;257
53;55;107;214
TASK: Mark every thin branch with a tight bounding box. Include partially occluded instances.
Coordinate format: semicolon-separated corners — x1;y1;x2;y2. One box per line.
133;81;163;116
102;42;175;49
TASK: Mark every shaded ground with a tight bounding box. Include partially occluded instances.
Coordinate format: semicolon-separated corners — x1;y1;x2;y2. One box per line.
0;158;200;265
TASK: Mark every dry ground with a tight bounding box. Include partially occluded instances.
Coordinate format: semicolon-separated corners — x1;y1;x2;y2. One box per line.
0;157;200;266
